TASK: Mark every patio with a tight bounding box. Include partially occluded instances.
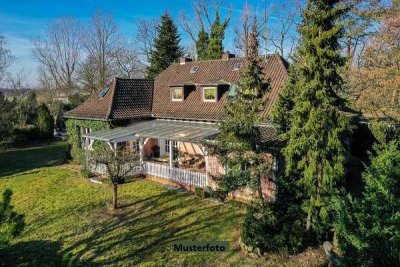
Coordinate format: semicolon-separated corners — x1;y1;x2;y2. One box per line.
82;119;220;187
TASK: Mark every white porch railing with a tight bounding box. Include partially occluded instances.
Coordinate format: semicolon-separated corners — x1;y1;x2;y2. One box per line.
144;161;208;188
88;161;208;188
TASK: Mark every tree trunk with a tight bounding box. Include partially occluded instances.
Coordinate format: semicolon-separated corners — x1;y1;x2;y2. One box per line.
258;175;265;207
306;196;314;231
113;184;118;209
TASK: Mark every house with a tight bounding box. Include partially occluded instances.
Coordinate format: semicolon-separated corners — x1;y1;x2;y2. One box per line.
64;52;288;201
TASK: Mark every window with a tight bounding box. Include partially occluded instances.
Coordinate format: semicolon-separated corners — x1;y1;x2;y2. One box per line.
203;87;217;102
171;87;184;101
98;87;109;98
165;140;178;153
190;66;198;73
233;62;242;70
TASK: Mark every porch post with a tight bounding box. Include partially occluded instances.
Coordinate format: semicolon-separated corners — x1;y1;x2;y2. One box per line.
204;147;210;187
169;139;173;168
139;137;144;164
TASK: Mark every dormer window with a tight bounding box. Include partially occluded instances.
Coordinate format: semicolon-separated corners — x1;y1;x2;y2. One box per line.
203;87;217;102
190;66;198;73
171;87;184;101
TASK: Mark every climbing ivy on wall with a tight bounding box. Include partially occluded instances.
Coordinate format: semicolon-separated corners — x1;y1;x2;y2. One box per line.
65;119;110;163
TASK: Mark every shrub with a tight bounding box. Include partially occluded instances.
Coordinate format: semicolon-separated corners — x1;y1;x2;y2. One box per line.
334;141;400;266
0;189;25;248
241;202;307;254
80;168;92;178
35;104;54;140
241;205;269;251
208;189;227;202
194;187;208;198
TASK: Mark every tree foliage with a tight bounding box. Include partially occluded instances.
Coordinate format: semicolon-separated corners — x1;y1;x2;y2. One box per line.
206;13;229;60
196;27;209;60
348;3;400;121
272;0;354;236
0;189;25;248
35;103;54;139
208;20;270;199
147;12;184;79
334;141;400;266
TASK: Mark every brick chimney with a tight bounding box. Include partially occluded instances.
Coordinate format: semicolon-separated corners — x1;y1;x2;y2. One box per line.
180;57;192;65
222;51;235;60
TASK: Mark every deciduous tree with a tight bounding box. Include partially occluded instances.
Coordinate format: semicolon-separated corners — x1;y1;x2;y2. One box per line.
90;145;141;210
32;17;83;95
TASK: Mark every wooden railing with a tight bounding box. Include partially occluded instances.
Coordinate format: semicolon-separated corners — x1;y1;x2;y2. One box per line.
88;161;208;188
144;161;208;188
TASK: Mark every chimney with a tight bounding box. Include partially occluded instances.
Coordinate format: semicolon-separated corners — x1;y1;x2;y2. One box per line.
180;57;192;65
222;51;235;60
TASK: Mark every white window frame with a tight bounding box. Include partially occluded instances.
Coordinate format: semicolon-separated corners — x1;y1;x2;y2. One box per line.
203;86;217;102
171;87;184;101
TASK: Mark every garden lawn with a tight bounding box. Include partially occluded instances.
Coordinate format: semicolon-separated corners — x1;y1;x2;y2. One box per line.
0;142;326;267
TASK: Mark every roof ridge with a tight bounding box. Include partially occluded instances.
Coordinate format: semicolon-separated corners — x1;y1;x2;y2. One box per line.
106;77;117;120
169;54;275;65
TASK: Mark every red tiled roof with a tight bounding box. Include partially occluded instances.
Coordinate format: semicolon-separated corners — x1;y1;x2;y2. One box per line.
152;54;289;121
64;78;153;121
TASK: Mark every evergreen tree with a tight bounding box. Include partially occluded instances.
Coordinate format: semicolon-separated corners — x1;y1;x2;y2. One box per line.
35;103;54;139
196;27;209;60
209;21;269;199
147;12;184;79
206;13;228;60
334;141;400;266
0;189;25;248
273;0;353;236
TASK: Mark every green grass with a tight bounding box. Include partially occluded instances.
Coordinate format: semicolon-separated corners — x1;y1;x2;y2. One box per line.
0;142;325;267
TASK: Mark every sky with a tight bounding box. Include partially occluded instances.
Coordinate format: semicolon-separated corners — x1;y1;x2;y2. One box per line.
0;0;286;85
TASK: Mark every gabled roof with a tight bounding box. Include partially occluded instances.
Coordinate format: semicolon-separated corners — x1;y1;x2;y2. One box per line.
152;54;289;122
64;78;153;121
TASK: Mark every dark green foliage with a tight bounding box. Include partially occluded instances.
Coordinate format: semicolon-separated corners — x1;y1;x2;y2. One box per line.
147;12;184;79
241;205;269;250
369;120;400;147
0;189;25;248
35;103;54;139
206;13;228;60
208;21;271;201
334;141;400;266
65;119;109;163
272;0;354;236
196;27;209;60
207;189;227;202
0;92;15;145
194;187;208;198
241;202;307;254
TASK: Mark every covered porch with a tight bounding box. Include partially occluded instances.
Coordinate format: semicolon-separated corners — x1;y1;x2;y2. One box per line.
82;119;220;188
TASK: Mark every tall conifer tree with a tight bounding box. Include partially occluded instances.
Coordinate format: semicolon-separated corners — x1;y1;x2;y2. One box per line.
209;20;270;201
206;13;228;60
196;27;209;60
147;12;184;79
273;0;353;235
